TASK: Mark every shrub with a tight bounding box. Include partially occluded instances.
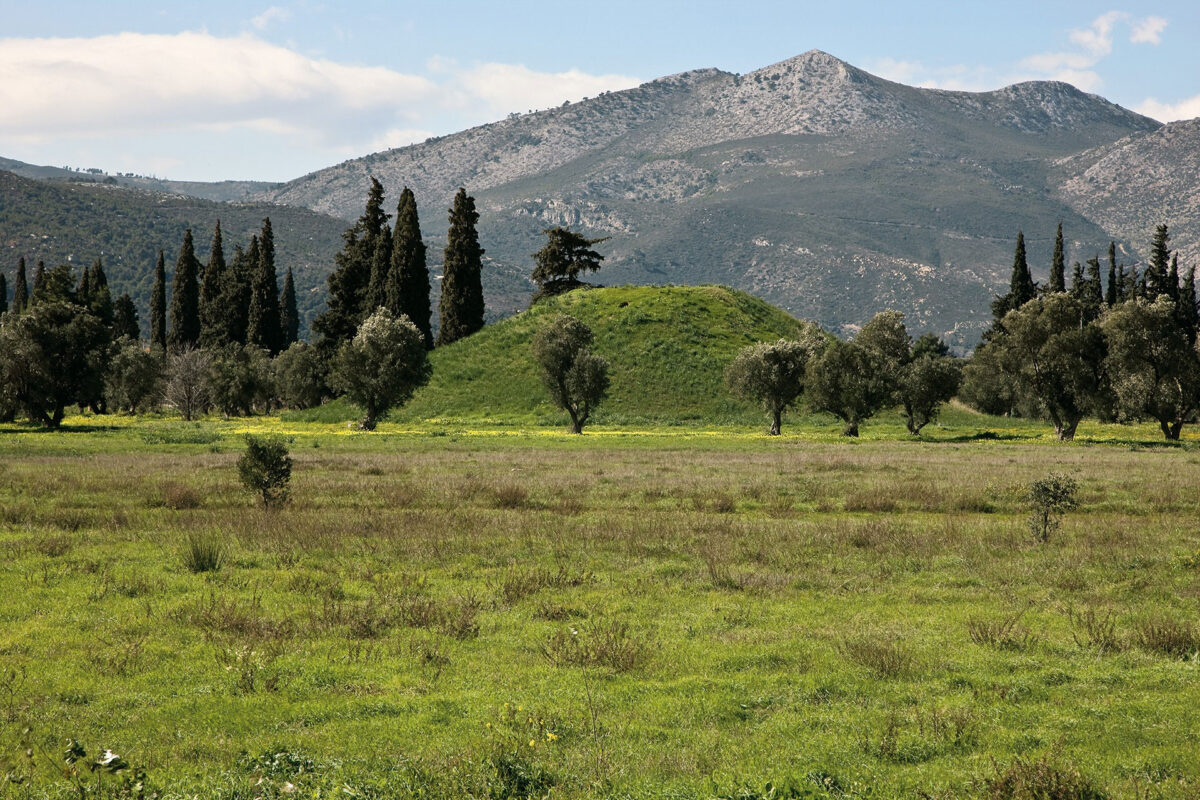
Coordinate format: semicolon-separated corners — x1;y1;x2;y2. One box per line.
182;533;226;573
1067;606;1122;653
840;635;916;678
1133;615;1200;659
1028;473;1078;542
540;619;652;672
237;435;293;509
982;754;1107;799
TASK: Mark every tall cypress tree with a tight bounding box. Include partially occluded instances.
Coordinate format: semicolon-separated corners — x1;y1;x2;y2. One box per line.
1167;254;1180;301
32;261;46;304
279;268;299;346
88;258;113;325
1145;223;1172;300
78;264;92;305
1048;222;1066;293
150;250;167;352
1179;265;1199;343
247;218;283;354
1105;250;1118;307
220;243;252;345
200;221;228;346
1069;261;1085;299
113;293;140;340
365;225;392;314
313;178;390;352
1083;256;1103;321
437;188;485;345
0;273;7;315
169;229;201;350
388;186;432;349
13;257;28;313
991;231;1036;320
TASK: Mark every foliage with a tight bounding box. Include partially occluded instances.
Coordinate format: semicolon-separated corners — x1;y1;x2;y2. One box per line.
437;188;485;346
273;341;326;409
991;231;1037;321
105;337;162;413
725;336;821;435
983;754;1106;800
206;344;274;417
168;228;202;350
330;308;430;430
279;268;299;348
149;250;167;352
898;354;962;435
182;532;227;573
163;346;211;421
1028;473;1078;542
531;314;610;433
237;434;293;509
247;217;283;354
388;186;432;349
805;339;891;436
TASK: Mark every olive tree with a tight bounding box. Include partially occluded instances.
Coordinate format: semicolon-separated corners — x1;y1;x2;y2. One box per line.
532;314;609;434
1100;296;1200;440
897;354;962;435
273;341;326;410
330;308;430;430
725;335;822;435
105;336;162;413
163;346;211;421
805;339;892;436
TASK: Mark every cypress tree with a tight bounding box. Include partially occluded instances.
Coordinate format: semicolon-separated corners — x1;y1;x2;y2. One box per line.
88;258;113;325
279;268;299;346
365;225;392;314
78;264;92;305
1145;223;1172;299
388;187;432;349
32;261;46;304
113;293;140;340
991;231;1036;320
13;257;28;313
221;243;252;345
1167;254;1180;301
1083;256;1103;321
1180;265;1199;342
247;218;283;354
150;250;167;352
169;229;201;350
1069;261;1085;300
1049;222;1066;293
437;188;485;345
313;178;390;352
1106;242;1119;306
0;273;7;315
200;221;228;346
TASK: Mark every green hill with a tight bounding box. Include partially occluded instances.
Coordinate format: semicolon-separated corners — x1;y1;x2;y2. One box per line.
384;285;818;426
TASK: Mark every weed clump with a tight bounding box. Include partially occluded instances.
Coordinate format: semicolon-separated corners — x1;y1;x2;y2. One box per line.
237;435;292;509
840;635;917;679
182;533;226;573
540;619;652;672
1133;615;1200;659
982;754;1106;799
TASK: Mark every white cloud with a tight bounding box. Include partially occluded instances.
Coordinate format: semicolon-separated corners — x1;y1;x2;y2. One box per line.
251;6;291;30
1130;15;1168;44
1136;94;1200;122
454;62;640;115
1068;10;1125;58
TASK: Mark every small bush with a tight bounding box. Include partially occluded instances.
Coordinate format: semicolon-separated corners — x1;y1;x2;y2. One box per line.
237;435;293;509
161;483;204;510
1133;615;1200;660
1028;474;1078;542
540;619;652;672
1068;606;1122;654
840;635;916;678
182;533;226;573
489;484;530;509
982;754;1106;799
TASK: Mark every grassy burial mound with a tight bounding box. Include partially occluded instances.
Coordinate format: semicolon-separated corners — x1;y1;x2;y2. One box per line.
391;284;819;426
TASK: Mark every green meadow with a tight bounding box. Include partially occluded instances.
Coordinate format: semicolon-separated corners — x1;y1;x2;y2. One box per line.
1;408;1198;799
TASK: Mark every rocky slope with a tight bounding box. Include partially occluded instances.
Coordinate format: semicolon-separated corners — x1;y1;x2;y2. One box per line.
260;50;1162;345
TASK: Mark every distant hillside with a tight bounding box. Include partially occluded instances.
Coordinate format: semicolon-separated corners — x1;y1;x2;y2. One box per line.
1054;118;1200;268
382;285;819;425
0;171;344;335
0;156;278;202
261;50;1162;347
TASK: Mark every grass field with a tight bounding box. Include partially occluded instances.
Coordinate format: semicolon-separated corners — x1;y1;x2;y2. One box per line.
1;410;1198;799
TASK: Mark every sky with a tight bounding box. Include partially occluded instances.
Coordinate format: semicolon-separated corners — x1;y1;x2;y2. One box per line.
1;1;1197;182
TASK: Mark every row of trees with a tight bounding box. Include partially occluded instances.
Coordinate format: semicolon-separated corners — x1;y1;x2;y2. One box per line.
963;223;1200;440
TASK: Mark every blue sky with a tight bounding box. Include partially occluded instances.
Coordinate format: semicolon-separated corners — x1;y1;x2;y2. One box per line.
1;1;1197;182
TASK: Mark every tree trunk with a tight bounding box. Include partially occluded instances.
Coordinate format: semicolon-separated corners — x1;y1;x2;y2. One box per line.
842;420;859;437
1056;417;1079;441
769;409;781;436
361;404;378;431
1160;418;1183;440
567;406;583;434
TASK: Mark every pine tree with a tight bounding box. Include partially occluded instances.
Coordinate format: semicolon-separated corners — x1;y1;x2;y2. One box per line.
13;257;28;313
1145;223;1172;300
113;293;140;340
1048;222;1066;293
169;229;201;350
87;258;112;325
247;218;283;353
388;186;432;349
437;188;485;345
150;250;167;352
200;221;228;346
365;225;392;314
279;268;299;347
991;231;1036;320
32;261;46;304
313;178;391;352
0;273;7;315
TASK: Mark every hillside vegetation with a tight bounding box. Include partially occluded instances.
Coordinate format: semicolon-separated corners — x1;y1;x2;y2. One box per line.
380;285;818;425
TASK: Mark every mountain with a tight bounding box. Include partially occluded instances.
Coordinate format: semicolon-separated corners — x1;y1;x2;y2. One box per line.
0;156;278;203
295;284;818;425
0;170;345;335
1054;118;1200;269
261;50;1162;346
